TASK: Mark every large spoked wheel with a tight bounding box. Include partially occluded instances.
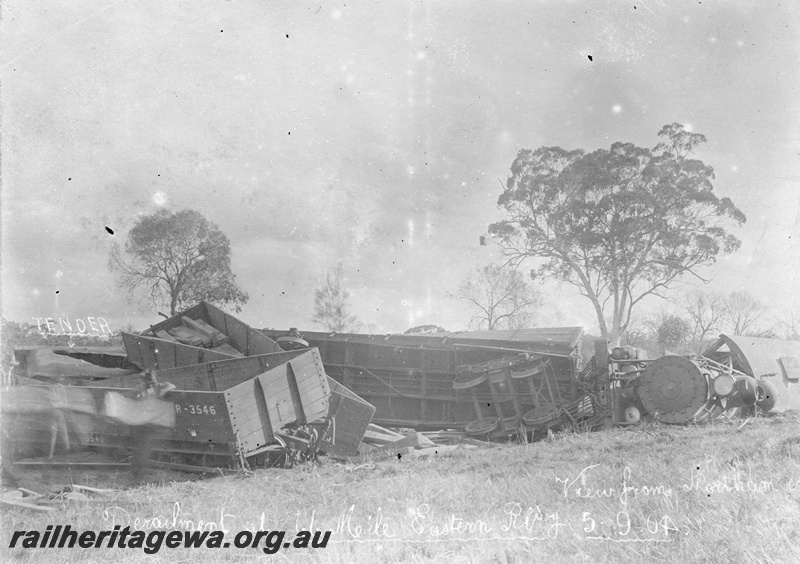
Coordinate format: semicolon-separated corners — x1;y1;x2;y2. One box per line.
453;371;487;390
465;417;499;436
510;362;543;379
522;405;559;428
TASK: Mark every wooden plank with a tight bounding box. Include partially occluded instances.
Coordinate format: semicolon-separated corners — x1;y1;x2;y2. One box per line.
366;433;435;457
363;424;404;445
0;493;56;512
183;316;221;338
170;325;210;347
155;330;179;343
183;317;231;347
145;303;206;334
368;423;404;438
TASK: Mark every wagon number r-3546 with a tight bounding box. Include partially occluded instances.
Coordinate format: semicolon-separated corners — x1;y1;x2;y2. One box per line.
175;404;217;415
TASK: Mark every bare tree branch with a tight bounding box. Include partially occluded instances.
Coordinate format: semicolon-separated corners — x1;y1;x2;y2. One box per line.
456;264;541;330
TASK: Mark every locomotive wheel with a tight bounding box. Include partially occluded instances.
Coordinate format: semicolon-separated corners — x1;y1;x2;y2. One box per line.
464;417;499;436
638;356;712;424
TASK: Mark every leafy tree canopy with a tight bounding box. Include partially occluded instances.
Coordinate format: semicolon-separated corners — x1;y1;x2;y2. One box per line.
109;209;248;316
655;314;691;355
489;124;745;342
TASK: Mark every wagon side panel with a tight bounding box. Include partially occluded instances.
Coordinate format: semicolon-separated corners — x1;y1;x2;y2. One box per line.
225;378;291;455
123;333;235;371
321;378;375;458
287;351;331;424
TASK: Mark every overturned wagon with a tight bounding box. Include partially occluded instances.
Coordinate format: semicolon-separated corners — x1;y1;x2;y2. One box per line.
263;327;593;438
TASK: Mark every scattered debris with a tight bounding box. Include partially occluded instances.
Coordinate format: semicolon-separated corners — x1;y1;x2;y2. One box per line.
1;489;55;512
0;481;116;512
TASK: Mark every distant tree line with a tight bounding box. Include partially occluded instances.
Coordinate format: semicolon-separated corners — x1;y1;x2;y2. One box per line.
622;289;798;357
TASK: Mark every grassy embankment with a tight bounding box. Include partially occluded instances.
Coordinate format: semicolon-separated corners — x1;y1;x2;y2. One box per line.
2;415;799;563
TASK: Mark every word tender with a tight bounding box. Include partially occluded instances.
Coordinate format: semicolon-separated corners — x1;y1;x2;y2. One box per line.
33;316;112;337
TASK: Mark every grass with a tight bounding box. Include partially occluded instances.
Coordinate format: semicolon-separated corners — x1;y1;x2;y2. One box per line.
2;413;799;563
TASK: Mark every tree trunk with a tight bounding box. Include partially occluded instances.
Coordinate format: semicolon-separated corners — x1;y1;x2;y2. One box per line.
587;295;609;341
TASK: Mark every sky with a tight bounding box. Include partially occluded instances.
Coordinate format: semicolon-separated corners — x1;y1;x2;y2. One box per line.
1;0;799;337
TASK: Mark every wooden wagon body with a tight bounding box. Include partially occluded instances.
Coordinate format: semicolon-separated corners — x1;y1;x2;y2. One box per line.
157;349;331;456
263;327;585;435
